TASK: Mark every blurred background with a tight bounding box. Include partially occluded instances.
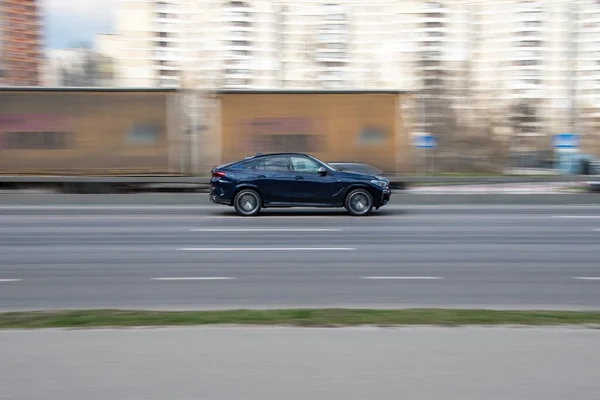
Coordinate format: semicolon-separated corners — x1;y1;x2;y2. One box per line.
1;0;599;177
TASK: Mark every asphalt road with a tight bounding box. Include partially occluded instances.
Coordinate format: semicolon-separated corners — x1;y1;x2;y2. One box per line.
1;202;600;310
1;326;599;400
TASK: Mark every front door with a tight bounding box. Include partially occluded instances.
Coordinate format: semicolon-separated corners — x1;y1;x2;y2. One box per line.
289;156;341;205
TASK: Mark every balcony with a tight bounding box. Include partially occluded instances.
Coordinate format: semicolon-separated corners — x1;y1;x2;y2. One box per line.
419;14;447;23
226;42;254;52
315;51;347;62
224;4;253;14
152;63;181;71
225;31;253;41
317;33;348;43
420;25;449;33
511;50;542;60
514;40;543;48
154;14;181;24
515;32;544;41
155;3;180;14
158;78;180;88
153;51;181;61
225;69;253;78
319;25;349;35
153;23;180;33
227;50;252;59
151;35;179;43
420;35;447;43
226;11;254;23
224;78;253;87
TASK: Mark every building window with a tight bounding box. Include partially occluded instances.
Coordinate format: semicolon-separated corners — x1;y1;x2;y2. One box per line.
521;78;541;85
522;20;542;28
230;40;250;46
515;60;540;66
2;132;74;150
424;2;443;9
519;40;542;47
230;49;250;56
126;124;161;146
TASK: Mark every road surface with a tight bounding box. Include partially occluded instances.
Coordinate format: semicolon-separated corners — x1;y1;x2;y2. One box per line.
1;203;599;310
1;326;599;400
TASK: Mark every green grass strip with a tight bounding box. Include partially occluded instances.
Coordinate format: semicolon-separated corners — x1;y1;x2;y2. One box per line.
1;309;600;329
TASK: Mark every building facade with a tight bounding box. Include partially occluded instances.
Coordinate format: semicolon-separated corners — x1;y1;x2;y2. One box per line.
109;0;600;165
0;0;43;86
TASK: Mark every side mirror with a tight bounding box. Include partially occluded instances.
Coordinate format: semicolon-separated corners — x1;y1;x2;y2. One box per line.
318;167;327;176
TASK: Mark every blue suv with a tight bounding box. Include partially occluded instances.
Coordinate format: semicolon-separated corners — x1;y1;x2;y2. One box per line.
210;152;391;216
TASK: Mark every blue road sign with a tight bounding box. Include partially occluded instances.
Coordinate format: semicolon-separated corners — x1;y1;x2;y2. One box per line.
415;135;438;149
553;133;579;150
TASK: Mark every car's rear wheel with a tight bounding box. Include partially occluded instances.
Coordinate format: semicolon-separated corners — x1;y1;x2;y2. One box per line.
234;189;262;216
345;188;374;216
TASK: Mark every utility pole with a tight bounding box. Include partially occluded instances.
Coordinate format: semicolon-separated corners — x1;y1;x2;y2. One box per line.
568;0;579;136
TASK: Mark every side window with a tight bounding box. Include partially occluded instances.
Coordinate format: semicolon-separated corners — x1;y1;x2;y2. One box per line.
290;156;321;173
231;160;257;170
255;156;292;172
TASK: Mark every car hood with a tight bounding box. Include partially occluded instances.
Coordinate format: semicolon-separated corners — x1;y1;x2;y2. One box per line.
334;170;389;183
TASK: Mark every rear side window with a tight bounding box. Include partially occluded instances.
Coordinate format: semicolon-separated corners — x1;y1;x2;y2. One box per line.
255;156;292;172
231;160;258;170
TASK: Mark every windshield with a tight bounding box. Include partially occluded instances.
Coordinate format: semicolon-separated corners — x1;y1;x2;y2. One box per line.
306;155;338;172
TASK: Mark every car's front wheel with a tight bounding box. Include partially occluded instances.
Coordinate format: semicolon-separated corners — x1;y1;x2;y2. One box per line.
345;188;374;216
233;189;262;216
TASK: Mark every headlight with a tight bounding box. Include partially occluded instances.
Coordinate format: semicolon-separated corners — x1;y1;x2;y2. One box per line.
370;180;388;188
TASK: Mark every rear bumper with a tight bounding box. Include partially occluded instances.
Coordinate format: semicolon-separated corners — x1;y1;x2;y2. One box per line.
210;186;232;205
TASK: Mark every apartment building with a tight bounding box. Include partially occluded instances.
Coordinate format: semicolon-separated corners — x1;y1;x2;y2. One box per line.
109;0;600;158
112;0;413;90
0;0;42;86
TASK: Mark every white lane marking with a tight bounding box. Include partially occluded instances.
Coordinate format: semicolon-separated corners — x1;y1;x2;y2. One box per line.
2;205;600;211
189;228;341;232
0;279;22;282
553;216;600;219
573;277;600;281
361;276;444;280
178;247;356;251
152;277;235;281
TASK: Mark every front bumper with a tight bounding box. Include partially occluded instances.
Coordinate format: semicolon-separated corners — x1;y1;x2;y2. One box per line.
380;188;391;206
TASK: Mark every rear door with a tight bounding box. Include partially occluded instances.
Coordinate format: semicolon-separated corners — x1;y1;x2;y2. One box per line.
253;156;296;204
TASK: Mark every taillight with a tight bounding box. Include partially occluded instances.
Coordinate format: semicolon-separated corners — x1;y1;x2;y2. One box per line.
212;171;227;178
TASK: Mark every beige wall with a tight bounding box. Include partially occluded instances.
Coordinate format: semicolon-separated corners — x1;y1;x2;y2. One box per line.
219;92;409;173
0;90;175;174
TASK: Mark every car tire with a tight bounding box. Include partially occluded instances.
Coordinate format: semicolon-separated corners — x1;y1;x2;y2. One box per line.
344;188;374;216
233;189;262;216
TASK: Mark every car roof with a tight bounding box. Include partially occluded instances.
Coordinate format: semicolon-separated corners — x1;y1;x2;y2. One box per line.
245;152;311;159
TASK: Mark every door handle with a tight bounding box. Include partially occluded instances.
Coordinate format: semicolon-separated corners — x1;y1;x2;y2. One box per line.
257;174;266;179
295;176;304;180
